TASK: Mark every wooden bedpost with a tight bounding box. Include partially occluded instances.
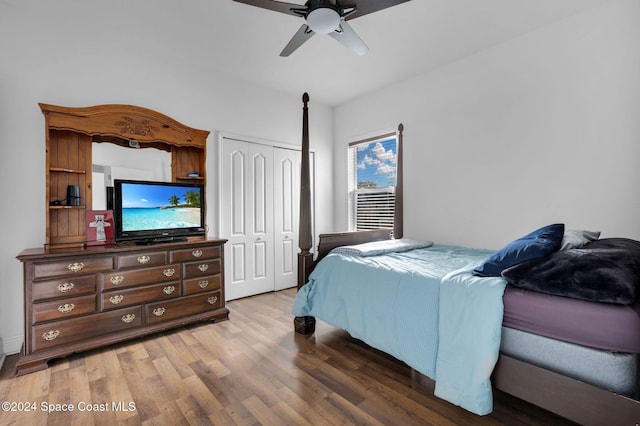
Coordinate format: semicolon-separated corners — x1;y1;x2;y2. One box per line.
295;92;316;335
394;123;404;239
297;92;313;286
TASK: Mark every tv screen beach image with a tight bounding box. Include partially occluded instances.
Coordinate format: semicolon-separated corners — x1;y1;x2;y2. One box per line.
121;183;202;231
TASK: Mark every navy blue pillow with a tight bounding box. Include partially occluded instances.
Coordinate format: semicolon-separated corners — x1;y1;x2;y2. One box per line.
473;224;565;277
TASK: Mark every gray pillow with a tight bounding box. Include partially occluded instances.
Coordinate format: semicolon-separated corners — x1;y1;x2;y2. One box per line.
560;229;600;250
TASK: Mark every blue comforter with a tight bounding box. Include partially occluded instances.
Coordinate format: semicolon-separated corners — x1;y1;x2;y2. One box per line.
291;244;507;415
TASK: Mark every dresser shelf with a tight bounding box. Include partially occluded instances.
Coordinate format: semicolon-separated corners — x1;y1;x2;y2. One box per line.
49;167;86;174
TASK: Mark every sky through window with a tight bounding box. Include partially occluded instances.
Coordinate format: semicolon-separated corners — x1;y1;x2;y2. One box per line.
355;138;397;189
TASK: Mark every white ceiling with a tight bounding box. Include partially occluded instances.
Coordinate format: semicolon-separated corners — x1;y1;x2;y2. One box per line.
3;0;611;106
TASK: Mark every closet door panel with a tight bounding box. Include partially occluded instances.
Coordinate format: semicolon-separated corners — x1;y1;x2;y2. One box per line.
274;148;301;291
248;144;274;291
222;139;274;300
231;151;246;235
231;243;246;283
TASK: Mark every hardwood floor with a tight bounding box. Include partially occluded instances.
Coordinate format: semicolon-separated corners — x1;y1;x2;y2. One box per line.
0;288;575;425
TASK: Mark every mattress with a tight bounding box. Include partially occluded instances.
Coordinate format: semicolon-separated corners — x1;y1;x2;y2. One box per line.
500;326;639;397
502;285;640;353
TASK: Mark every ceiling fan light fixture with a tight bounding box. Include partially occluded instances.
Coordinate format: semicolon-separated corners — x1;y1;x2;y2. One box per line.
306;7;340;34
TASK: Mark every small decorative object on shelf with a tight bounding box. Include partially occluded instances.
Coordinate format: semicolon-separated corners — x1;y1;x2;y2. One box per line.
66;185;81;206
86;210;115;246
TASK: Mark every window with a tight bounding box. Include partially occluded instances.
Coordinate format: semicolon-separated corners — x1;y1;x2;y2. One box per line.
348;133;397;231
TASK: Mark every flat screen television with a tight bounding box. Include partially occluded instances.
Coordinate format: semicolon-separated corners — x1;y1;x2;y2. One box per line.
113;179;206;244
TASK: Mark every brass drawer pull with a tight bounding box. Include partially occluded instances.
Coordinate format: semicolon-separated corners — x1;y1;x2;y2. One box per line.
152;307;166;317
121;314;136;323
207;296;218;305
57;303;75;314
67;262;84;273
42;330;60;341
137;255;150;264
109;295;124;305
110;276;124;285
163;285;176;295
192;249;203;258
198;264;209;272
198;280;209;289
163;268;176;277
57;282;75;293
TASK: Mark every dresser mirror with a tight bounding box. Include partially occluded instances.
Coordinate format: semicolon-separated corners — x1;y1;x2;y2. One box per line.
91;142;172;210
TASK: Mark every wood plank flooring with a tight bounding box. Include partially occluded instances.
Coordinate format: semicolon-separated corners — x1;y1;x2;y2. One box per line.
0;288;575;425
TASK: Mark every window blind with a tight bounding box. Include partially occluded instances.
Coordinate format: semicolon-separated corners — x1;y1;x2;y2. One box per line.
354;188;395;230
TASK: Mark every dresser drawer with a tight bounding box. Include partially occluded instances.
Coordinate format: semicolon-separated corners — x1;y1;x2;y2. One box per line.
145;291;223;325
183;259;221;279
33;256;114;279
170;245;221;262
32;275;96;302
33;295;97;324
183;274;222;295
117;251;167;269
31;306;142;351
102;282;181;310
103;264;181;290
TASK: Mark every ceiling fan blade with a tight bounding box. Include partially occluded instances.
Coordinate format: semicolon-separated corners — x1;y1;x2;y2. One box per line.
328;20;369;55
345;0;411;21
280;25;315;57
232;0;304;17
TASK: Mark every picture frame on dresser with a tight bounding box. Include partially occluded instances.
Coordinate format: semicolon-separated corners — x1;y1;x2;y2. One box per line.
86;210;115;246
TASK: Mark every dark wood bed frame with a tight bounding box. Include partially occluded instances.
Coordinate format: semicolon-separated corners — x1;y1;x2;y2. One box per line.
293;93;639;425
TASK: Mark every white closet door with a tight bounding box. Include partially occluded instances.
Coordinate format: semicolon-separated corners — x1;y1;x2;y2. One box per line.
222;139;274;300
273;147;301;291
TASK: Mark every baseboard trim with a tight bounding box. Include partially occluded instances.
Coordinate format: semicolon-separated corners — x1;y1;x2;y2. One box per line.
0;338;4;371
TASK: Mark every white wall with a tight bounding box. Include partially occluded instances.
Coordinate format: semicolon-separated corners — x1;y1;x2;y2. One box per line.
334;0;640;249
0;7;334;355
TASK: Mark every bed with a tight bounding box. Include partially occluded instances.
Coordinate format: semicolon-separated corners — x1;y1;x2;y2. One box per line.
292;94;640;425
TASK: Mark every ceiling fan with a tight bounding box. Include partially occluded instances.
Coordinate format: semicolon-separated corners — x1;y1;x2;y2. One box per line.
232;0;411;56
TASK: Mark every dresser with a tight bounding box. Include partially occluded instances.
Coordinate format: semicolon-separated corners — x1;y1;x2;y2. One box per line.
16;238;228;375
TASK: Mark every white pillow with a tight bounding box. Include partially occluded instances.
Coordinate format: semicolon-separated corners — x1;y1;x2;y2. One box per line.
560;229;600;250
